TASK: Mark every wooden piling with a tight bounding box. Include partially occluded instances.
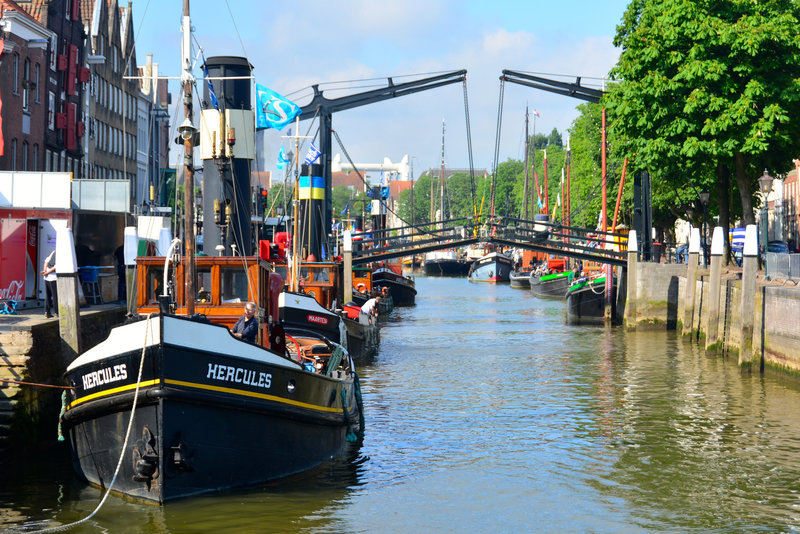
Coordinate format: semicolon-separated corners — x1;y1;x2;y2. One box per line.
704;227;724;353
739;224;758;370
55;228;82;361
124;227;138;316
343;230;353;305
624;230;638;328
682;228;700;336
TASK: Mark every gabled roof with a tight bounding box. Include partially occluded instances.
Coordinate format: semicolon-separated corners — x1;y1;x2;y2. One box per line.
14;0;46;24
79;0;94;26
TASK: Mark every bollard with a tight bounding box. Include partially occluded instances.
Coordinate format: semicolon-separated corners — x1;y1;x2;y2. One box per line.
55;227;82;361
739;224;758;370
624;230;638;328
343;230;353;306
682;228;701;336
704;226;724;353
124;227;138;316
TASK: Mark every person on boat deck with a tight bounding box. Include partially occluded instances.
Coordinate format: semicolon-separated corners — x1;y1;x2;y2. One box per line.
361;296;381;317
232;302;258;343
380;286;389;299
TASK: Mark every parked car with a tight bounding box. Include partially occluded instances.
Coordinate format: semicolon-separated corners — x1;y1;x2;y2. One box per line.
767;240;789;254
760;240;790;263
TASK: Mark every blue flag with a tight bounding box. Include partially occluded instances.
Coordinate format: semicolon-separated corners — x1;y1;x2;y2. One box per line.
256;84;301;130
304;142;322;165
276;146;290;170
203;63;219;111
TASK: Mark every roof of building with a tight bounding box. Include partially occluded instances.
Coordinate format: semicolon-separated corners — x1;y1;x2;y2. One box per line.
332;171;365;190
388;180;413;199
79;0;94;25
5;0;45;24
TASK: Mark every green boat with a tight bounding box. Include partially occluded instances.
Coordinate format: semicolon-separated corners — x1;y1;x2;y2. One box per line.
529;270;574;299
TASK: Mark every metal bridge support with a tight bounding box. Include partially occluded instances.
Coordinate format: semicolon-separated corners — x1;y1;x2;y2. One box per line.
682;228;701;337
704;227;724;353
624;231;639;328
738;225;759;370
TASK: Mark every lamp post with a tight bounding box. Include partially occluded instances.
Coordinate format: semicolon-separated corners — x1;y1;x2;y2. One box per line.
699;189;710;267
758;169;774;259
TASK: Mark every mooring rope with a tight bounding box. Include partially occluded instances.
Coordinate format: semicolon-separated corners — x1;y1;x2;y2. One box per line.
32;313;155;533
0;379;72;389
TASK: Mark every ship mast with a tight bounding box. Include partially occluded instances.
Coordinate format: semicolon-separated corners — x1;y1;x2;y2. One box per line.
181;0;196;316
523;107;529;219
440;118;445;231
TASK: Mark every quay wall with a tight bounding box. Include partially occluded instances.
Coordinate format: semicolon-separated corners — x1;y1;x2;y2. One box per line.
0;307;126;455
624;261;800;377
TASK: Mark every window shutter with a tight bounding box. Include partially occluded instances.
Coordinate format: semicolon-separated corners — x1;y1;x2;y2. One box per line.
66;103;76;150
66;45;77;95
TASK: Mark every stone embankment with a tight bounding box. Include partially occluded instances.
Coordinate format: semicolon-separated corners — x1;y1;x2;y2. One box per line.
625;227;800;378
0;306;126;454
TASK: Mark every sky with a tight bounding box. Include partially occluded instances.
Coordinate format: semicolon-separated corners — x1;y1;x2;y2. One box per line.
128;0;631;180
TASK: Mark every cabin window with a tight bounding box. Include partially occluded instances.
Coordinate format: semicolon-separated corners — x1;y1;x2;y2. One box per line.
146;267;165;304
196;267;212;302
300;265;330;283
220;267;249;303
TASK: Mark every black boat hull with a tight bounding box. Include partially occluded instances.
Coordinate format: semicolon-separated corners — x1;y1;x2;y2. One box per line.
423;258;470;277
565;279;618;325
63;315;361;503
372;268;417;306
530;274;573;299
509;270;531;289
343;316;380;362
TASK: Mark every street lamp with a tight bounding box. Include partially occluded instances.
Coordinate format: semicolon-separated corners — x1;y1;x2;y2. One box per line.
699;190;710;267
758;169;774;257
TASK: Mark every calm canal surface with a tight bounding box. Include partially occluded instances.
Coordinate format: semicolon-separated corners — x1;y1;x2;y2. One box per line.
4;275;800;533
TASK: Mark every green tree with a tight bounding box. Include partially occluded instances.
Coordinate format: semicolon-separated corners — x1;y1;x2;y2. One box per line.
547;128;563;148
607;0;800;248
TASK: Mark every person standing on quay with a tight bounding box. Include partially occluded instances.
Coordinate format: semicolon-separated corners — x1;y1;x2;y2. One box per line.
41;250;57;318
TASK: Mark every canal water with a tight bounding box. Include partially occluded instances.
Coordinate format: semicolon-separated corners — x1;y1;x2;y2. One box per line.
3;275;800;532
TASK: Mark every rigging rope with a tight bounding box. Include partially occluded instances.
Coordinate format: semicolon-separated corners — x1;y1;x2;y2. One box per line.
462;80;477;223
490;79;506;220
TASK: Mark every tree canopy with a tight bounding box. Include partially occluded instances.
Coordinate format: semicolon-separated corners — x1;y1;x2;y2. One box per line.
606;0;800;237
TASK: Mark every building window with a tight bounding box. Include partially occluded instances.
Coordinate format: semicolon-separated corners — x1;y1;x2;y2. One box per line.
21;142;28;171
11;140;17;171
32;145;38;171
50;35;57;70
34;63;40;103
13;54;19;94
22;59;30;110
48;92;55;130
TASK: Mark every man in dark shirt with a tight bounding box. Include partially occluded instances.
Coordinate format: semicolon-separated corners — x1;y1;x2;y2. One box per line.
232;302;258;343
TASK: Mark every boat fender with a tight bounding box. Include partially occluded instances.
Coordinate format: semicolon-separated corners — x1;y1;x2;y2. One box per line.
341;388;358;443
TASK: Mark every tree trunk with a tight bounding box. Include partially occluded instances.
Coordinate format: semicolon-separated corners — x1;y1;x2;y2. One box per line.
716;162;732;263
735;151;756;225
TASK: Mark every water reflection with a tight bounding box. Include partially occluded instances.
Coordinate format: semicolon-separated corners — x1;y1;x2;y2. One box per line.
4;276;800;532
